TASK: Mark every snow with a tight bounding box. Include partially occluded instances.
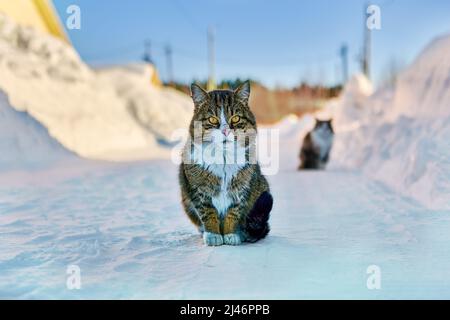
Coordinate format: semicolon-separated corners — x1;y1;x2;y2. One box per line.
1;14;450;298
392;35;450;119
1;132;450;299
329;35;450;210
96;64;192;144
0;90;72;171
0;13;191;161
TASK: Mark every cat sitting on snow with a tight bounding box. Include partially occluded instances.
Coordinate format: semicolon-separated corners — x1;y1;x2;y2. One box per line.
299;119;334;170
179;81;273;246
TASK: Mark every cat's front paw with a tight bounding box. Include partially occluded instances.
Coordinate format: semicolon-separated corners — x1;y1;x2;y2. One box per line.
203;232;223;246
224;233;242;246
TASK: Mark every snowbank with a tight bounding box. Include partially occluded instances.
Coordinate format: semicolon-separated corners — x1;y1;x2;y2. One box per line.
392;35;450;119
329;35;450;210
330;73;374;128
0;13;191;161
0;90;72;170
96;64;192;144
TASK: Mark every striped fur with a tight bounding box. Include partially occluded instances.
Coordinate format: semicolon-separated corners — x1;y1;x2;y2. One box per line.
179;81;272;246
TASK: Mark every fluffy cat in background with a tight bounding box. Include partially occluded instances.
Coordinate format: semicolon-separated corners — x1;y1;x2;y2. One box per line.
299;119;334;170
179;81;273;246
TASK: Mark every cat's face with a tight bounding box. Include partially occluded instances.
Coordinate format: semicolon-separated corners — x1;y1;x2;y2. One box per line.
314;120;334;136
189;81;257;146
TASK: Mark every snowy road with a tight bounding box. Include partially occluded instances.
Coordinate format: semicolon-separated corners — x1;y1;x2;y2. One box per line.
1;159;450;299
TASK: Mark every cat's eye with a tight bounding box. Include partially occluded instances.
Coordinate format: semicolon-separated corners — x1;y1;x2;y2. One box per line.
208;116;219;125
230;115;240;124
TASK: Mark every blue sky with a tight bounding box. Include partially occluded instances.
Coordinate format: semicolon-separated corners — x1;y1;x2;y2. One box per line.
54;0;450;88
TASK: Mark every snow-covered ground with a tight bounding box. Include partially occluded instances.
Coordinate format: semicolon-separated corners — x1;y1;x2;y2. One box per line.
1;11;450;298
1;123;450;299
0;91;72;171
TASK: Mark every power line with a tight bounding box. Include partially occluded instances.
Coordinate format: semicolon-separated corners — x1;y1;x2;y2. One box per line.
81;35;340;83
143;39;154;64
362;2;372;79
82;41;143;61
85;41;337;68
381;0;396;7
340;44;349;84
169;0;204;34
165;44;174;84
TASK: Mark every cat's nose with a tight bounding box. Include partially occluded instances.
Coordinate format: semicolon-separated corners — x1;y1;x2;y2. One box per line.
222;128;230;136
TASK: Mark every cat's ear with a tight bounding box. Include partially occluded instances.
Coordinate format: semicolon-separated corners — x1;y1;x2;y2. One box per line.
190;83;209;106
234;80;251;104
314;118;320;127
328;119;334;131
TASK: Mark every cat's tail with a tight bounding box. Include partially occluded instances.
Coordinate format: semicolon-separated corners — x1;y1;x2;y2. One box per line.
244;191;273;243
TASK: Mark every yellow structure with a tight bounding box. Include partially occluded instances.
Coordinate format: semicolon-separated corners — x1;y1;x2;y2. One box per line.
0;0;69;42
151;69;162;87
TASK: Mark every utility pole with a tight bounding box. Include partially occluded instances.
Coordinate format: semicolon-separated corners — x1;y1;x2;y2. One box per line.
165;44;174;85
340;44;349;84
143;39;153;64
207;26;216;91
334;62;340;86
362;4;371;79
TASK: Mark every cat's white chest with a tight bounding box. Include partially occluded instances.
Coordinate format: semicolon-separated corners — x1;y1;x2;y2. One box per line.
191;142;246;217
311;130;333;158
210;164;242;217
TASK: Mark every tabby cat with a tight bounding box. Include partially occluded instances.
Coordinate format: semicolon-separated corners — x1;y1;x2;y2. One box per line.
299;119;334;170
179;81;273;246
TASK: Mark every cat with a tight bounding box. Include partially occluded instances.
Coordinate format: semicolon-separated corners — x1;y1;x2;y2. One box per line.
299;119;334;170
179;81;273;246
